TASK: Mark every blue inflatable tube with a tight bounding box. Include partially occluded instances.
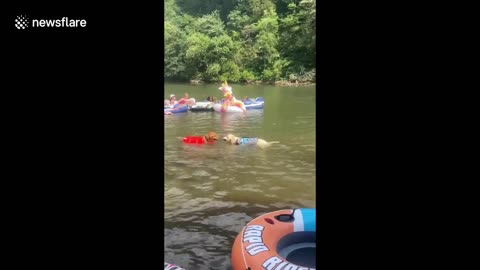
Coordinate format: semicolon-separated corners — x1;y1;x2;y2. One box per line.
165;104;188;114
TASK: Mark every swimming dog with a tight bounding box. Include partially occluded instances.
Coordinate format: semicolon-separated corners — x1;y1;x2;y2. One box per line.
182;131;219;144
222;134;279;149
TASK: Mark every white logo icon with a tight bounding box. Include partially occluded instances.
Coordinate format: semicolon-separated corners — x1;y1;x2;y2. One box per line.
15;15;29;29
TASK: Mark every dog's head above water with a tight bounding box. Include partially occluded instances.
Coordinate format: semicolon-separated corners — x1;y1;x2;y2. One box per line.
205;131;219;142
223;134;238;144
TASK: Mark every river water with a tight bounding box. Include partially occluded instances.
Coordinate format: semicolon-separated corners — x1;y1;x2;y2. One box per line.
164;83;316;269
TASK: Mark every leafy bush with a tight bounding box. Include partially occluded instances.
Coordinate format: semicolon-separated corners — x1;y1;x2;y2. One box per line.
164;0;316;83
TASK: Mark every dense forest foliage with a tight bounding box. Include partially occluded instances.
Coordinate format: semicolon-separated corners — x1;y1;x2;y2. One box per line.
164;0;316;83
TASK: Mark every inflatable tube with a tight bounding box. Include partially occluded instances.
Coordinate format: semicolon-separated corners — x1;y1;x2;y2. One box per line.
245;103;263;109
189;101;214;112
244;97;264;110
213;103;244;113
243;97;264;105
165;104;188;114
165;100;178;107
164;262;186;270
182;136;214;144
214;97;264;112
231;208;316;270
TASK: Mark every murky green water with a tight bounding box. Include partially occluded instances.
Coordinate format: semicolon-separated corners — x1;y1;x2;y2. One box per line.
164;83;316;269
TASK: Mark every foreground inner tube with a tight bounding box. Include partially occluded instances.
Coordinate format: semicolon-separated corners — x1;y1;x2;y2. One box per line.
164;262;186;270
231;208;316;270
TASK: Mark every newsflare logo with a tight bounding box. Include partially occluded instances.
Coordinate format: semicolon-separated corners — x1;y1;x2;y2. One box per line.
15;15;87;30
15;15;29;29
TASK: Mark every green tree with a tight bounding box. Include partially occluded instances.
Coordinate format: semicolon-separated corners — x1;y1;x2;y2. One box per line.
226;9;251;33
164;21;188;80
163;0;316;83
253;9;284;81
278;0;316;81
234;0;275;21
176;0;235;22
185;32;212;80
187;11;226;38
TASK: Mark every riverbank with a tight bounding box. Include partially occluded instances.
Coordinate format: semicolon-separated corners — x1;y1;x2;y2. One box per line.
274;80;316;87
177;80;315;87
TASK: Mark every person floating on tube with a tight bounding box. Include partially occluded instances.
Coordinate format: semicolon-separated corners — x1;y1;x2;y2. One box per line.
219;81;246;112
